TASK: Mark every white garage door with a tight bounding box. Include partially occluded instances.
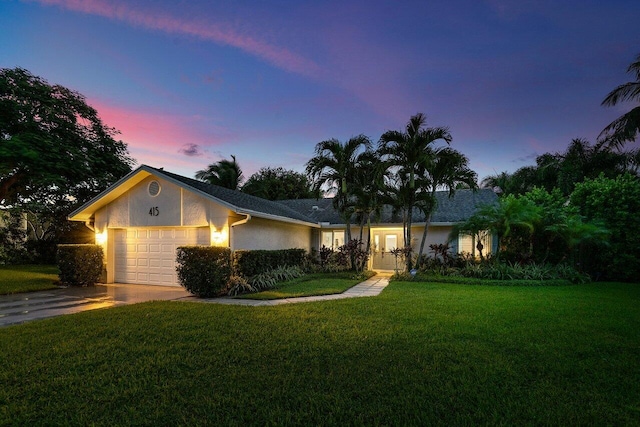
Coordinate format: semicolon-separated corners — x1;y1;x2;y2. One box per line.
114;228;208;286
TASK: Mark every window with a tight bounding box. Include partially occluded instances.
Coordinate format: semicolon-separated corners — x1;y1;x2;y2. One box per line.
321;230;345;250
385;235;397;252
458;232;492;258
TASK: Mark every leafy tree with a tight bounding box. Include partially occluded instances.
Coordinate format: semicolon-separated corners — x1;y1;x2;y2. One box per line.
520;187;567;262
195;155;244;190
452;195;541;260
0;67;134;205
482;138;638;197
305;135;371;242
599;53;640;148
379;113;452;268
570;173;640;280
545;213;609;271
415;147;477;268
241;167;319;200
480;171;513;195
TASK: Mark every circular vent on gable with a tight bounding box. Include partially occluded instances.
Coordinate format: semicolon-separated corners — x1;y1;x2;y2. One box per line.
148;180;161;197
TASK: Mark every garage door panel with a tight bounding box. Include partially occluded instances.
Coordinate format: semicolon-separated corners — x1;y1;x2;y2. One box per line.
114;228;204;286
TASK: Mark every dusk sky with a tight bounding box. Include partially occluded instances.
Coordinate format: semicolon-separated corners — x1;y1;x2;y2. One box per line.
2;0;639;183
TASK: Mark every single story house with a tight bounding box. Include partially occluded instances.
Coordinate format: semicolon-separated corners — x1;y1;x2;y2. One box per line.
69;165;498;286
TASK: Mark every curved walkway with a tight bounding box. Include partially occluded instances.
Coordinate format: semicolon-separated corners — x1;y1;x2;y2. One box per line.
0;274;391;326
192;273;392;306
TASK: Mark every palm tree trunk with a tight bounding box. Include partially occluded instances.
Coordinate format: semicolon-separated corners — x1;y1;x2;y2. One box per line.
404;188;416;270
416;213;432;269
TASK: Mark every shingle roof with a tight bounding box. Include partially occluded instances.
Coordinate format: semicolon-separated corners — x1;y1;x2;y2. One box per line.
152;166;498;226
150;167;318;224
277;189;498;225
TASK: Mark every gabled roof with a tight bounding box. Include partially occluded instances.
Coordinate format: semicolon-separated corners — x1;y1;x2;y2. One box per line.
277;189;498;225
69;164;498;228
150;167;319;225
68;165;319;226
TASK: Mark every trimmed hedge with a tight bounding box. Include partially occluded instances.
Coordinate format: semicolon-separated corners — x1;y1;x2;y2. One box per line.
233;249;306;277
57;244;103;286
176;246;232;297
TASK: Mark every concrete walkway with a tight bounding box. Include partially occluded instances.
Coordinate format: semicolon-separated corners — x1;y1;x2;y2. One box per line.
0;274;391;326
193;272;391;306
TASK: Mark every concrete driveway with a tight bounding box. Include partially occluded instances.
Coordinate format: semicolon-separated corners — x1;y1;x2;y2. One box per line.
0;284;192;327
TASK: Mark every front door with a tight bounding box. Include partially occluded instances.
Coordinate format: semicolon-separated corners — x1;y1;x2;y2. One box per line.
372;230;402;271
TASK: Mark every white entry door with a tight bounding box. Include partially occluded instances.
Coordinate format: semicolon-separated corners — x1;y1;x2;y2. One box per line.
114;228;207;286
372;230;402;271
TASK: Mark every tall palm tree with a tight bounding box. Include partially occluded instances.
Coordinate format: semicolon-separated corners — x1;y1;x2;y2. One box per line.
195;155;244;190
599;53;640;148
351;150;388;253
305;135;371;242
379;113;452;268
414;147;478;268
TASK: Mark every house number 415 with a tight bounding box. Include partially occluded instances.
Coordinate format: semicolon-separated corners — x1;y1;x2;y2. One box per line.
149;207;159;216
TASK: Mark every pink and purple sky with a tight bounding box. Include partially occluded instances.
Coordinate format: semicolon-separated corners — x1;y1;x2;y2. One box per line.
2;0;639;182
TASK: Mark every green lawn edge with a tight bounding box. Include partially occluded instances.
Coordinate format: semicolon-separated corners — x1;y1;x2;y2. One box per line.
236;272;368;300
0;265;59;295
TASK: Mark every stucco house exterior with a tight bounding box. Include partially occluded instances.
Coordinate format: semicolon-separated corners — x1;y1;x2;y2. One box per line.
69;165;498;286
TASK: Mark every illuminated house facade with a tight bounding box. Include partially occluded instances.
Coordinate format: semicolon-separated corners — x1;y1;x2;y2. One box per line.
69;165;497;286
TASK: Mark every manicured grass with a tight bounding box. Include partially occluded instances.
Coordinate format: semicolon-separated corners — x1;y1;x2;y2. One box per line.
0;265;58;295
0;281;639;425
238;272;364;300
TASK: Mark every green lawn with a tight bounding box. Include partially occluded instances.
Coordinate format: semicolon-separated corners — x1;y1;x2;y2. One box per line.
237;272;365;300
0;281;639;425
0;265;58;295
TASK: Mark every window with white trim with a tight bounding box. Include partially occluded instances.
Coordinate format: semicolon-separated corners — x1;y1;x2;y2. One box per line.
321;230;345;250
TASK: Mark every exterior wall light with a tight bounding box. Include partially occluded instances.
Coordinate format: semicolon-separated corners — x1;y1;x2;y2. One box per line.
95;229;108;246
211;229;227;246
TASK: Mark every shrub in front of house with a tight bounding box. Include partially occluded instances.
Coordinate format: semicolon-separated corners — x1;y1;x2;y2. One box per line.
57;244;103;286
176;246;232;297
233;249;306;277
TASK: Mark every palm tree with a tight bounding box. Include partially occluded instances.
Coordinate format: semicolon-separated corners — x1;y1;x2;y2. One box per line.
546;214;609;269
459;195;541;259
379;113;452;268
195;155;244;190
415;147;478;268
305;135;371;242
599;53;640;148
351;150;388;254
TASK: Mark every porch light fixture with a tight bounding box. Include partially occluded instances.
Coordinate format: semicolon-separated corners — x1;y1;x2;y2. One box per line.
95;229;108;246
211;228;227;245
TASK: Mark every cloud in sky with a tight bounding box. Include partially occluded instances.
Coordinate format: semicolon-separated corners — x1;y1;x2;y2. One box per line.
179;143;203;157
8;0;639;182
31;0;323;78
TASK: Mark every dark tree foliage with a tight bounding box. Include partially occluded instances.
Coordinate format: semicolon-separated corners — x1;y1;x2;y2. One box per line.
570;173;640;281
481;138;638;197
241;167;319;200
0;67;134;205
195;155;244;190
0;68;133;262
599;53;640;148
